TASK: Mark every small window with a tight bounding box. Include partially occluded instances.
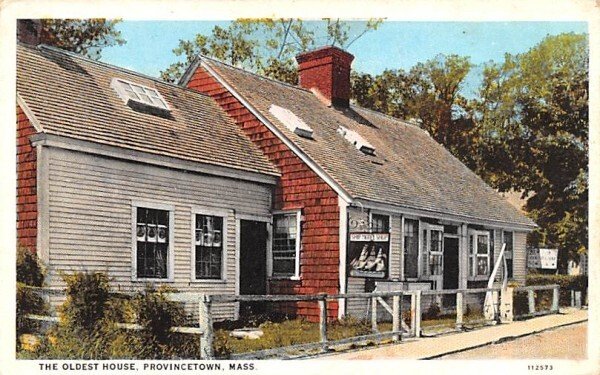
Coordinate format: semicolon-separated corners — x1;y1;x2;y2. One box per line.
371;213;389;233
272;212;300;278
428;229;444;276
136;207;170;279
337;126;375;155
269;104;314;139
112;78;170;111
503;231;514;279
469;230;490;278
194;214;224;280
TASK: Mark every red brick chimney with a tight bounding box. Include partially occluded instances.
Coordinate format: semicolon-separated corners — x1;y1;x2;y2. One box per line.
17;19;42;45
296;46;355;108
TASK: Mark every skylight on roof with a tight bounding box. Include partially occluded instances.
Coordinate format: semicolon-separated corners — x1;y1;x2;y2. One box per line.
337;126;376;155
111;78;170;111
268;104;314;139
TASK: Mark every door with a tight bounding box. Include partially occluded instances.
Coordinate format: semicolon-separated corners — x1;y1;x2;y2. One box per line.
239;220;268;315
443;237;459;290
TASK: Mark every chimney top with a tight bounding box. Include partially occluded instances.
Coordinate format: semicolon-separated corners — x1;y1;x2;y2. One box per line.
17;19;42;46
296;46;355;108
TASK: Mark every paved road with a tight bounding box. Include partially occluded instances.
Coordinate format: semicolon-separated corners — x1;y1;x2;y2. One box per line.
438;322;587;360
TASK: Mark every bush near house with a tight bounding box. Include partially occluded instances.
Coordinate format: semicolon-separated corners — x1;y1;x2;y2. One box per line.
526;274;587;306
16;247;47;345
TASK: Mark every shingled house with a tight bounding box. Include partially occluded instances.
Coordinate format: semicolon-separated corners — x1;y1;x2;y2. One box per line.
17;33;536;320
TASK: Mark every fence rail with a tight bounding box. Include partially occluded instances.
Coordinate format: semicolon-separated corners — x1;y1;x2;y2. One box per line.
21;284;568;359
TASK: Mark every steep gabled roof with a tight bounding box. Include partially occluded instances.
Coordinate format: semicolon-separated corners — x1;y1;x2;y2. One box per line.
16;44;279;178
187;56;536;228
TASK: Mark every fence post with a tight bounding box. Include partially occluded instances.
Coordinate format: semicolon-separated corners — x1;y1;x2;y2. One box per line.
392;294;401;342
551;286;559;313
574;291;582;308
414;290;422;338
500;287;514;323
455;291;463;330
528;289;535;315
199;294;214;359
371;296;378;332
318;296;328;352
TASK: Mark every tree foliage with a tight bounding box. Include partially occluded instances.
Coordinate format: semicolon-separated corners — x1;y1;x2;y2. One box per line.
40;19;126;60
160;18;381;84
352;33;588;269
474;33;588;270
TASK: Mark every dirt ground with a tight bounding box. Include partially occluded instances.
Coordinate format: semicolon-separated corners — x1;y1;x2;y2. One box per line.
439;323;587;360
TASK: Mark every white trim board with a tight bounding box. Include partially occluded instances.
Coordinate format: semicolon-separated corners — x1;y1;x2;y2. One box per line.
30;133;279;186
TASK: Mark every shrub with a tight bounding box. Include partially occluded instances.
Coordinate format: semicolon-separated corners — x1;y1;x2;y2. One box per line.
16;247;46;340
526;274;588;306
59;272;111;333
423;303;441;320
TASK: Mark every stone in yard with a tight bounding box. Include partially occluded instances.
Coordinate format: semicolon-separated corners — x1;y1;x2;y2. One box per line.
229;328;264;340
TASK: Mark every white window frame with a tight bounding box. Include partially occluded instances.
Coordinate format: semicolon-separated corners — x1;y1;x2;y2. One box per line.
190;206;229;283
468;229;491;280
422;224;444;277
269;210;301;280
131;200;175;282
111;77;170;111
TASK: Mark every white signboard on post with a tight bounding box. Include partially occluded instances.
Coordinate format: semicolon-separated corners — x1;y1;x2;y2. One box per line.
527;248;558;269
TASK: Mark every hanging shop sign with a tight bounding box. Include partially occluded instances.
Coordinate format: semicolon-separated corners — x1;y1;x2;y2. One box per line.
347;232;390;278
527;248;558;269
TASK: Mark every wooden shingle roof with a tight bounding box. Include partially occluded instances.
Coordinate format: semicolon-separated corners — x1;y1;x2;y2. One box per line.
192;56;536;228
16;44;279;178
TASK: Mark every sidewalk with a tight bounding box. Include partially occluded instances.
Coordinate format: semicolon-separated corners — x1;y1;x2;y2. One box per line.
319;308;588;360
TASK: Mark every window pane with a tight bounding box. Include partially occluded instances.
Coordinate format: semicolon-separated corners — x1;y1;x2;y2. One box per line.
477;235;488;254
273;213;298;277
136;207;169;279
195;214;223;279
477;256;489;275
371;214;389;232
503;231;513;252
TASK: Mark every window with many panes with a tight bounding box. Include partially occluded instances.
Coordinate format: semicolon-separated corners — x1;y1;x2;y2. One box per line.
111;78;170;110
428;229;444;275
503;231;514;279
469;231;490;278
136;207;169;279
371;213;390;233
272;212;300;278
194;214;224;280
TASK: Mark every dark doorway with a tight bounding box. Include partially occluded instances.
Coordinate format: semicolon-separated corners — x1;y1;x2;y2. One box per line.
239;220;268;316
443;237;459;290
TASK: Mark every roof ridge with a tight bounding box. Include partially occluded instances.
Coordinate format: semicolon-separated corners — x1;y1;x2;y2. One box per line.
199;54;313;94
23;43;210;98
351;104;427;132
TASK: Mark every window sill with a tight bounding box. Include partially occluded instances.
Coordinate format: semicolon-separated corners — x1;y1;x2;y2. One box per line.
189;279;228;284
132;278;174;283
468;276;490;282
269;276;301;281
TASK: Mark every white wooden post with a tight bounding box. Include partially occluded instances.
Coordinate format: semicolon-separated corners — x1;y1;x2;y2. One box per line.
392;295;400;342
371;296;378;332
575;291;582;308
500;287;514;323
414;290;422;338
455;291;463;330
528;290;535;315
410;292;416;336
199;295;214;359
318;297;328;352
551;286;559;313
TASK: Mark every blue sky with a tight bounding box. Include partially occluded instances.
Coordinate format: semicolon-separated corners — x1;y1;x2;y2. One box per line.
101;21;588;97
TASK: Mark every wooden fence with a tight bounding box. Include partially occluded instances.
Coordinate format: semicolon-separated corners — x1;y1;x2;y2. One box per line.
21;284;563;359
